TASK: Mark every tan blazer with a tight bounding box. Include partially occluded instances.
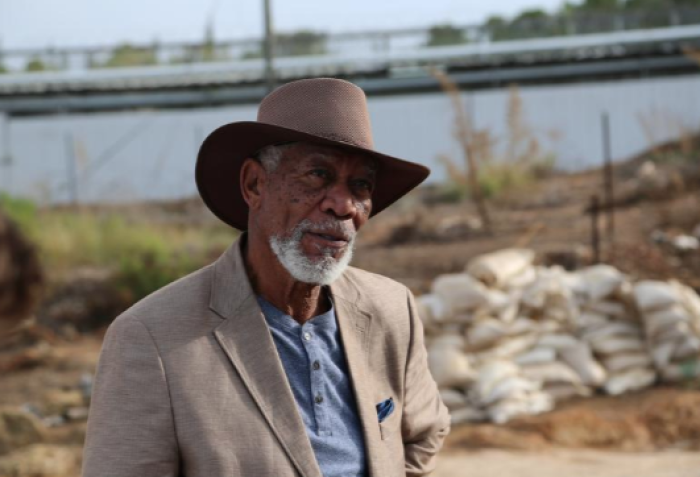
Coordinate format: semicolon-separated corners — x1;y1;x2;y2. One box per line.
82;237;450;477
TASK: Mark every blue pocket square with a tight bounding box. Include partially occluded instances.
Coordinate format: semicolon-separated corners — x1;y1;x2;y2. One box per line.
376;397;394;423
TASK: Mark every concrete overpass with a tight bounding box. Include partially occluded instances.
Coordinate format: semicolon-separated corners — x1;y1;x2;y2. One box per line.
0;24;699;116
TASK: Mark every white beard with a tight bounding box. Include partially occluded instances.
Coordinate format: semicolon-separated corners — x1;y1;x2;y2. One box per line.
269;219;355;286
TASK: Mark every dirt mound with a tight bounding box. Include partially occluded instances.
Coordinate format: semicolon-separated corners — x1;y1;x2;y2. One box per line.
642;393;700;448
0;408;44;456
0;211;43;328
446;388;700;451
517;409;652;450
0;444;80;477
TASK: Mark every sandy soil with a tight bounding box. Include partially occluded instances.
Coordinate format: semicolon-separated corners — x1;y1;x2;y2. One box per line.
434;449;700;477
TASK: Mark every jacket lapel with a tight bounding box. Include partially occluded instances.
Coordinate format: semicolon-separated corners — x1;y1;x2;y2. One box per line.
210;238;322;477
331;279;386;477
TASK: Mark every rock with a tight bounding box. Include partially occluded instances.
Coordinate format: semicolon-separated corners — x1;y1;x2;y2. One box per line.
0;444;80;477
0;407;45;455
41;390;85;417
673;235;699;252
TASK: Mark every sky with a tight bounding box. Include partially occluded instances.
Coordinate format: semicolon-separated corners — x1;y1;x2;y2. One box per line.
0;0;565;51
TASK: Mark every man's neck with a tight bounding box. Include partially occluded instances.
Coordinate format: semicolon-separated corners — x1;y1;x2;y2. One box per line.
243;235;330;324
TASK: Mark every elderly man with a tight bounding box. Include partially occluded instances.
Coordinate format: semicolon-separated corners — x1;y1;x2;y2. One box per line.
82;78;450;477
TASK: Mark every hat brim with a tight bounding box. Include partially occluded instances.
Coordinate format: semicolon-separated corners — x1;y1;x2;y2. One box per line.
196;121;430;231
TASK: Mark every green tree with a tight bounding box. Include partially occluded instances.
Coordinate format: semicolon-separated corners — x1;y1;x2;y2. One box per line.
276;30;327;57
484;15;512;41
510;9;562;38
102;43;158;68
426;24;468;47
25;56;48;72
242;30;328;59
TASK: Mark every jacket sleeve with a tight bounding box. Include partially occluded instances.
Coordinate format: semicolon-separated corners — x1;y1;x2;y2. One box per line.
82;313;179;477
402;288;451;477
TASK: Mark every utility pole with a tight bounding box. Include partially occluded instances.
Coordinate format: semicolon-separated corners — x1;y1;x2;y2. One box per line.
263;0;276;93
601;112;615;261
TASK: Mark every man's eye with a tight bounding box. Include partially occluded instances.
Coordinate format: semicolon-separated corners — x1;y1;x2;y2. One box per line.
353;179;374;193
309;169;330;179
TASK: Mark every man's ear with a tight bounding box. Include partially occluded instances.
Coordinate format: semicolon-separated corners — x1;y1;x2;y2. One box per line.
240;158;267;211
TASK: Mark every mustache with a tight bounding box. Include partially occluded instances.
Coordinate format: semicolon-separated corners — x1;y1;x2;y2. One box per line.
294;219;356;242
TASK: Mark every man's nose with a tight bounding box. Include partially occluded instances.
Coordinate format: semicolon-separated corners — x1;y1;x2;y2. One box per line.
321;182;358;220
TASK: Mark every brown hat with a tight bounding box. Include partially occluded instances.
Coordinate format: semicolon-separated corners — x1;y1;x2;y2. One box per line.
195;77;430;230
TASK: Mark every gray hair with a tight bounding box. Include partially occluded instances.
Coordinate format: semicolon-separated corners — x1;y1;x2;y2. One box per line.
256;144;293;172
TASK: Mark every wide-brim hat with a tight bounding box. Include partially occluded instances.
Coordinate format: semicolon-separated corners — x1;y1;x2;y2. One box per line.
195;77;430;230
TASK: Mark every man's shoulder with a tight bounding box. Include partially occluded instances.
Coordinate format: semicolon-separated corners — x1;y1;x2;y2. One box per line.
116;264;216;330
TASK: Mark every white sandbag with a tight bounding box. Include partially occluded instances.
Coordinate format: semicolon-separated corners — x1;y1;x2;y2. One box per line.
466;248;535;288
559;343;607;387
644;306;691;338
561;272;587;298
474;361;520;400
515;347;557;366
440;389;469;410
417;294;449;325
653;321;693;344
576;264;626;301
488;392;554;424
604;367;656;395
660;359;700;382
589;335;645;355
583;301;629;319
451;406;489;424
484;289;513;311
581;321;642;342
465;318;509;350
428;336;474;388
508;317;539;336
520;362;582;385
612;281;637;308
498;298;520;323
536;334;580;351
504;266;538;290
482;376;541;405
671;336;700;360
675;281;700;319
543;382;593;401
652;340;679;368
476;334;538;361
537;319;566;334
634;280;682;312
602;352;652;373
575;311;609;330
432;273;490;314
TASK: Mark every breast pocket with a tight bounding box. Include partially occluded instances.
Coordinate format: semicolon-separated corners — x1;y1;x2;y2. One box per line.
378;405;402;440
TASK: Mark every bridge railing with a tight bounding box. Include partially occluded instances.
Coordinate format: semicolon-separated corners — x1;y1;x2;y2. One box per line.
1;7;700;74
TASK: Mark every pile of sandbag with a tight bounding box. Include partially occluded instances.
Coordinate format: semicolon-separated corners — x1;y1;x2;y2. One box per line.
634;280;700;382
568;265;656;395
420;250;601;424
419;249;700;424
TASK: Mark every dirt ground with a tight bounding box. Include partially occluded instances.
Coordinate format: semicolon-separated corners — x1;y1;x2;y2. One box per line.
434;449;700;477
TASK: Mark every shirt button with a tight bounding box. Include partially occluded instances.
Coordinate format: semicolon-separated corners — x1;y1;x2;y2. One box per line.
303;332;312;341
312;361;320;370
315;394;324;404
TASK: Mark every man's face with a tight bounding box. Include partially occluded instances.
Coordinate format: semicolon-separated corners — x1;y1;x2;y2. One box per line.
255;143;376;284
